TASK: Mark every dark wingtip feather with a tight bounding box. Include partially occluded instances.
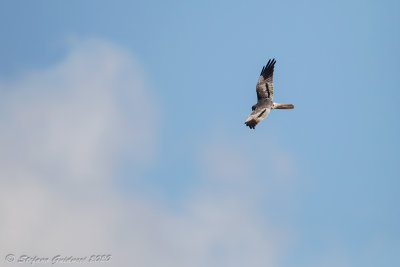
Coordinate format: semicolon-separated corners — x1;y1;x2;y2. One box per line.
260;66;265;75
245;119;257;129
268;58;276;68
260;58;276;79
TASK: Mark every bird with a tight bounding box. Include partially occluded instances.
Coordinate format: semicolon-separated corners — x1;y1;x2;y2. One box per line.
245;59;294;129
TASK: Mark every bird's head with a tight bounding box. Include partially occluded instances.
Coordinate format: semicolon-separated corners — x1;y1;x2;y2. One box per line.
251;104;256;111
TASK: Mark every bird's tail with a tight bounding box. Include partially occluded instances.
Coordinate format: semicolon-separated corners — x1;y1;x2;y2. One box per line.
272;103;294;109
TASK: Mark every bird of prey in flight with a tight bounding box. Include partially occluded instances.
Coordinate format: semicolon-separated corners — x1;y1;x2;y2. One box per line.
245;59;294;129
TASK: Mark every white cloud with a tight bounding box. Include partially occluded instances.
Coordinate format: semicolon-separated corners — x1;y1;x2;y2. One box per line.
0;38;290;267
0;38;159;265
0;38;157;185
198;133;298;198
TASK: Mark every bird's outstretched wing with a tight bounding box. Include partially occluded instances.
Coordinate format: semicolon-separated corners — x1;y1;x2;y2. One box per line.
256;58;276;100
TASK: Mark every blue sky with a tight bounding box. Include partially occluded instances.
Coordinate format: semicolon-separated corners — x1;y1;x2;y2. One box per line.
0;1;399;266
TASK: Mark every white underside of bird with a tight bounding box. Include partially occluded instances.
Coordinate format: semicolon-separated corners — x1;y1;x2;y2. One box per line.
245;108;270;125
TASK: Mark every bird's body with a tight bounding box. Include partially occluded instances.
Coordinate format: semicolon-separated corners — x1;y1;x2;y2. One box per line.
245;59;294;129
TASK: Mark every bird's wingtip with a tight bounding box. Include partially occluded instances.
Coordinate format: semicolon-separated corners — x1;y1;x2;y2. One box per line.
245;119;257;129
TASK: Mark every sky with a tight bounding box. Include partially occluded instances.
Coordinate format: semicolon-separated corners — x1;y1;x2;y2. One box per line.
0;0;399;266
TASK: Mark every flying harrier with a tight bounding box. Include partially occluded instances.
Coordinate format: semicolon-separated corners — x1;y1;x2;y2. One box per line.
245;59;294;129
